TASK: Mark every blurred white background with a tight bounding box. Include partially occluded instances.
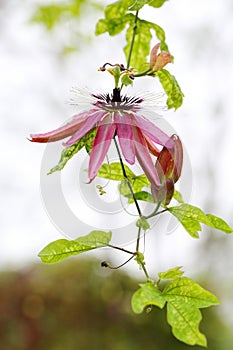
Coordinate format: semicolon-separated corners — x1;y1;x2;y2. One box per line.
1;0;233;305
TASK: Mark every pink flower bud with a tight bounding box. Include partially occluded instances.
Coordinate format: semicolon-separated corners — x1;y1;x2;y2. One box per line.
149;43;172;71
149;43;160;69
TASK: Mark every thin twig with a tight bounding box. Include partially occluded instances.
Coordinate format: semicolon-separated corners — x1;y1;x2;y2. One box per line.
127;10;139;69
114;137;142;217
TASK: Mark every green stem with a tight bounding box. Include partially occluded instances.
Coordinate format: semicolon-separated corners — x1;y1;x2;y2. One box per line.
136;226;141;252
145;207;168;220
134;68;152;77
107;244;134;255
114;137;142;217
126;10;139;69
105;255;135;270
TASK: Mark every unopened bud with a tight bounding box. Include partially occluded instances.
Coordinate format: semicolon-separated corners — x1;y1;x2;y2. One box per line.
149;43;172;71
152;135;183;205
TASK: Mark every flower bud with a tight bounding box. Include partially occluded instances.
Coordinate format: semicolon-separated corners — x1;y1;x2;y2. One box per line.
152;134;183;205
149;43;172;71
155;134;183;183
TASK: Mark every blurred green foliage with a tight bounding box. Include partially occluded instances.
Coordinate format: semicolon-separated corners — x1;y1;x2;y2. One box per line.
30;0;103;54
0;258;231;349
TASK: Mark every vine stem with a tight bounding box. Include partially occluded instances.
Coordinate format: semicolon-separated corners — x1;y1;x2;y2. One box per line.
107;244;134;255
145;207;168;220
126;10;139;69
113;137;142;217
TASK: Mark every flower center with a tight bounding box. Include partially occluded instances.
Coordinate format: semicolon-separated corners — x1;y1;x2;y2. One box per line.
92;88;143;113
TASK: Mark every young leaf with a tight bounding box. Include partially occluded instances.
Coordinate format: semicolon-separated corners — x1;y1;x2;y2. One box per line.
97;162;135;181
163;277;220;308
158;266;184;281
173;190;184;203
167;302;207;347
38;231;112;263
48;129;96;174
136;217;150;230
157;69;184;109
132;282;166;313
168;203;233;238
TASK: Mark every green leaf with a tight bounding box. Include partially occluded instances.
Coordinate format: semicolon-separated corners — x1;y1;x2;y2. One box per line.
48;128;96;174
95;15;130;36
97;162;135;181
150;22;169;52
95;0;132;36
205;213;233;234
38;230;112;263
134;191;154;202
119;175;152;204
84;129;97;154
121;74;134;86
173;190;184;203
163;277;220;308
132;174;150;191
158;266;184;281
132;282;166;313
148;0;168;8
128;0;147;11
168;203;233;237
157;69;184;109
164;277;219;346
167;302;207;347
31;1;85;30
136;217;150;230
124;18;152;70
31;4;69;30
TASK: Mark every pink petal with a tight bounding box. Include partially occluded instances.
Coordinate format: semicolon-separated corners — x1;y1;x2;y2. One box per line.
133;114;173;147
63;110;106;147
29;110;96;143
114;113;135;165
88;117;116;181
133;126;161;188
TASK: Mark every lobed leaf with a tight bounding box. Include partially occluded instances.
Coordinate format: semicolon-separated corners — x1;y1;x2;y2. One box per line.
157;69;184;109
163;277;220;308
158;266;184;281
131;282;166;313
38;231;112;263
167;302;207;347
168;203;233;237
